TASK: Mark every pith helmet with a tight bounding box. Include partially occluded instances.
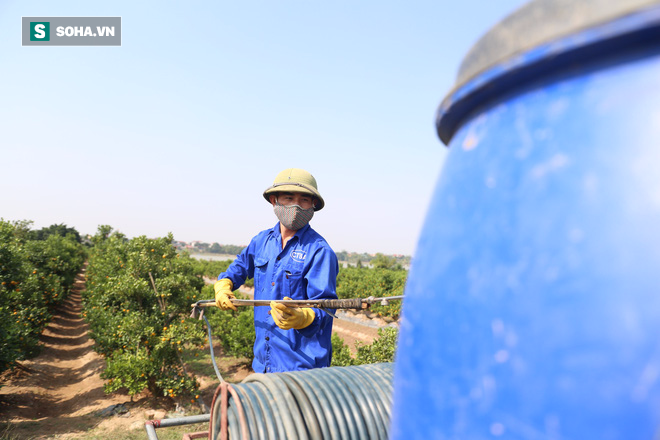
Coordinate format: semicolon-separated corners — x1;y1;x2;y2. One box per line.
263;168;325;211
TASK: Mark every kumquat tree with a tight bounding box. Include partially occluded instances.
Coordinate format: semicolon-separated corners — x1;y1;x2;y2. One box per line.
336;265;406;319
83;226;206;399
0;220;85;375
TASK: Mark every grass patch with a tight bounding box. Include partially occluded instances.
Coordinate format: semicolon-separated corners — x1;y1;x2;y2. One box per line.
182;347;219;378
182;345;252;384
36;422;210;440
0;422;23;440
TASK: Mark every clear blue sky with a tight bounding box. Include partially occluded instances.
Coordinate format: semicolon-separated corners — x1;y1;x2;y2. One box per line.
1;0;526;255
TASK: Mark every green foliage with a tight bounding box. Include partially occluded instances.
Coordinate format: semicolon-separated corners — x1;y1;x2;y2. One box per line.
187;257;254;288
187;258;232;279
0;220;85;375
331;327;399;366
330;334;356;367
336;266;406;319
205;286;255;359
92;224;115;244
83;226;205;398
370;253;402;270
26;234;86;289
28;223;81;243
354;327;398;364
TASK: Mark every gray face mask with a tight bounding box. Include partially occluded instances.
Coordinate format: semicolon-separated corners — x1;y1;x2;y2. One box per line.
274;201;314;230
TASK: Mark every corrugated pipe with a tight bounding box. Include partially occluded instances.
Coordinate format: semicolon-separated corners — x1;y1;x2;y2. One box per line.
209;362;394;440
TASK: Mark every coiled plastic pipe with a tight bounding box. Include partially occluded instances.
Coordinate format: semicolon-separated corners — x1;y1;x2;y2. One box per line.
209;362;394;440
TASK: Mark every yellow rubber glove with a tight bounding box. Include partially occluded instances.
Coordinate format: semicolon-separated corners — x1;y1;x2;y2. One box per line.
214;279;237;311
270;296;315;330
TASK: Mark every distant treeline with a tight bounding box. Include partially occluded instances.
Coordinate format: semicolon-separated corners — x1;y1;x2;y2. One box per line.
335;251;410;269
174;241;246;256
175;241;410;268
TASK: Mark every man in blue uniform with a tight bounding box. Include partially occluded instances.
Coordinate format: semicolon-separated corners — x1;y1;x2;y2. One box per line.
214;168;339;373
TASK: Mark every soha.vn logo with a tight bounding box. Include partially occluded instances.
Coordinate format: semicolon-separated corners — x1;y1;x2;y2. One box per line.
290;250;306;262
30;22;50;41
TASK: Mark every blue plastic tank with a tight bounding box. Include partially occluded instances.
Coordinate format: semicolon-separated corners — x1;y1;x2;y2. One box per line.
390;0;660;438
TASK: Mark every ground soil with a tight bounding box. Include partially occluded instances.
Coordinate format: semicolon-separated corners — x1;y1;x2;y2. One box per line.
0;271;385;439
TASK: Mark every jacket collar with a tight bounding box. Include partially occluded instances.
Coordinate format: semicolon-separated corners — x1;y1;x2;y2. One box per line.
271;222;311;241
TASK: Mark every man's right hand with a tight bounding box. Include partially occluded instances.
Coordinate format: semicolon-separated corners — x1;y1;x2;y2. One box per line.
214;279;237;311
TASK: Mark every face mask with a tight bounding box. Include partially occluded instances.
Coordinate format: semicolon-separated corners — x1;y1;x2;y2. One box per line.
274;201;314;230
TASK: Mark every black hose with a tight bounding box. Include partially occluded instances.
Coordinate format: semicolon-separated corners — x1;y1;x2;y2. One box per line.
210;362;394;440
202;313;224;383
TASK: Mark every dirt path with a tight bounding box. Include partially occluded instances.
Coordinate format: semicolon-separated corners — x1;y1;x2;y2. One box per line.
0;270;135;438
332;312;381;350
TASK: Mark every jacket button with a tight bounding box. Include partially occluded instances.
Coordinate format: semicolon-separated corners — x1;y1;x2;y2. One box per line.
271;282;275;286
265;336;269;341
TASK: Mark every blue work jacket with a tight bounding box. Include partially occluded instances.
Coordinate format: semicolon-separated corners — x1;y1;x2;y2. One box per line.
218;222;338;373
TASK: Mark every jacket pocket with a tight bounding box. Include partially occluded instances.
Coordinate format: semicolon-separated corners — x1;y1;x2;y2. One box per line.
254;258;268;293
284;269;304;299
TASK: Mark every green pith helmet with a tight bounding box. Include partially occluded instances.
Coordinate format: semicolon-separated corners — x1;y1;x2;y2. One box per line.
263;168;325;211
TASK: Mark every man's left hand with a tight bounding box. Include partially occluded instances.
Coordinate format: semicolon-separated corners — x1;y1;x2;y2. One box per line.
270;297;315;330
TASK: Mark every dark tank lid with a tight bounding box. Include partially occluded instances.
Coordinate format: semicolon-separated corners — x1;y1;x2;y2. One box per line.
437;0;660;145
458;0;659;87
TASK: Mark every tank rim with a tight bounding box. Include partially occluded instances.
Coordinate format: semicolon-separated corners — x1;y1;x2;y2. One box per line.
436;2;660;145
